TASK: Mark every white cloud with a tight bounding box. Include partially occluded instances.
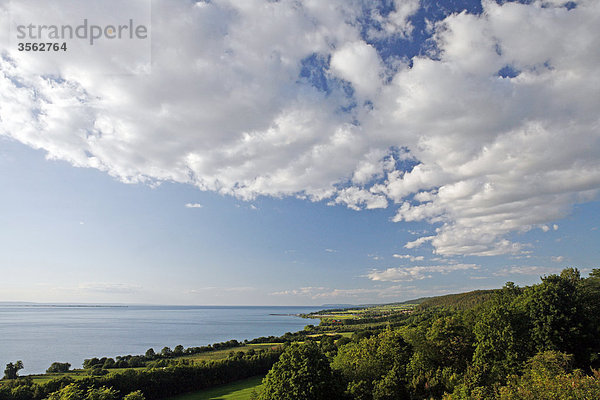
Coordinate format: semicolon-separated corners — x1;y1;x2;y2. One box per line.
551;255;565;263
1;0;599;258
189;286;255;294
494;265;562;276
392;254;424;261
270;285;426;300
78;282;141;293
330;40;383;98
405;236;435;249
368;263;479;282
185;203;203;208
329;186;388;210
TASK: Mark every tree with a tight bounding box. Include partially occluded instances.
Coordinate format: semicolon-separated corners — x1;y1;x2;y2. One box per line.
160;346;172;357
47;362;71;373
333;327;411;400
123;391;145;400
405;313;473;398
85;387;118;400
46;384;118;400
173;345;184;356
497;351;600;399
3;361;23;379
470;283;529;389
46;384;85;400
259;342;344;400
522;269;592;366
145;348;155;359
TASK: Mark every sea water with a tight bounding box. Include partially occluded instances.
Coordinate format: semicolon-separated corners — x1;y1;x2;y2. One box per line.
0;305;322;375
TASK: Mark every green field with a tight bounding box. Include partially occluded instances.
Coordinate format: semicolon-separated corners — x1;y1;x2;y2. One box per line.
24;345;279;384
167;376;263;400
179;344;281;362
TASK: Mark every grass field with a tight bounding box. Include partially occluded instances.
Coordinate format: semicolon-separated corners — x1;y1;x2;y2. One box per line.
25;345;279;384
167;376;264;400
179;344;281;362
28;370;92;384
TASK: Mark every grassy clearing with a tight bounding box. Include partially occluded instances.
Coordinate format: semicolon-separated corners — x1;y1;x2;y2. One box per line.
28;370;91;384
24;345;279;384
166;376;263;400
180;344;281;362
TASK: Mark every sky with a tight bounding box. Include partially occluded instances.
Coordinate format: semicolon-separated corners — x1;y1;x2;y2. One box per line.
0;0;599;305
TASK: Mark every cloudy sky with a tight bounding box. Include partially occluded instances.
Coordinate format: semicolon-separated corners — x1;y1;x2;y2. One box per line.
0;0;599;305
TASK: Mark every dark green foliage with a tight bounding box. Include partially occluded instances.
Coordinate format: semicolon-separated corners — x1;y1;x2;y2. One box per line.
45;384;118;400
404;312;474;398
418;290;499;310
81;340;244;370
172;345;184;356
258;342;344;400
46;363;71;374
523;270;585;355
470;282;530;388
0;349;281;400
122;391;145;400
3;361;24;380
332;327;411;400
2;267;599;400
144;349;155;359
496;351;600;399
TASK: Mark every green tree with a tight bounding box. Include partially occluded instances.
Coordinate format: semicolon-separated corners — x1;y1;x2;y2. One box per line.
173;345;184;356
582;268;600;367
259;341;343;400
497;351;600;399
46;384;85;400
123;391;145;400
405;313;473;398
46;362;71;373
144;348;155;359
522;269;592;366
3;361;24;380
85;387;118;400
160;346;172;357
333;327;411;400
46;384;119;400
471;283;529;389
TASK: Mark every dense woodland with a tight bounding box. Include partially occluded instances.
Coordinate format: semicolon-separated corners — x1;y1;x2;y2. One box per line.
1;268;600;399
255;268;600;399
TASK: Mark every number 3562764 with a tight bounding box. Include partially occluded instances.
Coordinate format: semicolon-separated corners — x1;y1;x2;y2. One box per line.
18;42;67;51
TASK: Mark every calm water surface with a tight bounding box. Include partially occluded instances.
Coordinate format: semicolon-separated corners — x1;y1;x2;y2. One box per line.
0;305;322;374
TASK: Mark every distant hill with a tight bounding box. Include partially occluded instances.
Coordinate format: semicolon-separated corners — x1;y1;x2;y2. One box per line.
318;289;500;313
415;289;499;310
320;304;357;308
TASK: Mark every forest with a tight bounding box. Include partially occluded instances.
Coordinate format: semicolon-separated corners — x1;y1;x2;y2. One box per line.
1;268;599;399
255;267;600;399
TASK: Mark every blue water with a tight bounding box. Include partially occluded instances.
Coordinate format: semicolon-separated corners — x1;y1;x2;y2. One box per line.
0;305;322;375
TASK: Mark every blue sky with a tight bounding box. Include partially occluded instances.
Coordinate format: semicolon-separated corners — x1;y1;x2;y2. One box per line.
1;0;599;305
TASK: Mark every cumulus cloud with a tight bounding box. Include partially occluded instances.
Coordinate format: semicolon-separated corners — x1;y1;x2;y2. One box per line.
1;0;599;257
329;186;388;210
185;203;203;208
368;263;479;282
